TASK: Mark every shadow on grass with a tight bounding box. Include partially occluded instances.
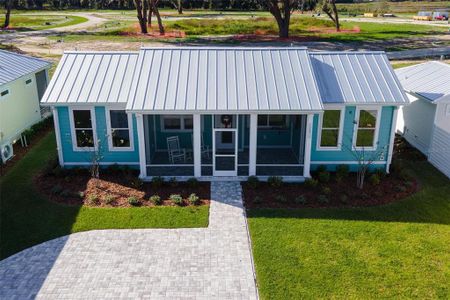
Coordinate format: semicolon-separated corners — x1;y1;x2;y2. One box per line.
247;161;450;225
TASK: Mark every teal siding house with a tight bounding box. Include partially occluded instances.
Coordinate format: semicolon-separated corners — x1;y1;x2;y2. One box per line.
41;47;408;180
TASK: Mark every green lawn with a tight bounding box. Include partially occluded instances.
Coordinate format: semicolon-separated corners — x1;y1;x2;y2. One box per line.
0;132;209;260
248;161;450;299
0;14;87;31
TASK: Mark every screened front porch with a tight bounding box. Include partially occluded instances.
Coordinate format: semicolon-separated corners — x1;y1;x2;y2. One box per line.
139;113;309;179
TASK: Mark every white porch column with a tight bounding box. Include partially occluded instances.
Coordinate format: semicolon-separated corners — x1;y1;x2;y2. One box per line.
303;113;314;178
52;107;64;167
193;114;201;177
136;113;147;178
386;107;399;173
249;114;258;176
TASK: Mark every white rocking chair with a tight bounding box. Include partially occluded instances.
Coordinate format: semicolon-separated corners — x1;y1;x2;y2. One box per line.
167;136;186;164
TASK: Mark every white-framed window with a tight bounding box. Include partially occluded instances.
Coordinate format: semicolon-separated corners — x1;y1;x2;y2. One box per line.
317;108;344;150
106;109;134;151
257;115;287;129
161;115;193;131
69;107;97;151
353;107;381;150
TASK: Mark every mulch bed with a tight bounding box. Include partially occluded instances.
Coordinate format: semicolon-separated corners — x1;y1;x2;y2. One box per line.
34;170;210;208
243;172;418;209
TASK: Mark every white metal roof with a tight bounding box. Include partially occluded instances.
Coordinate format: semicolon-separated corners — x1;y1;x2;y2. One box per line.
126;47;323;112
395;61;450;102
0;50;51;86
41;51;139;105
310;52;409;105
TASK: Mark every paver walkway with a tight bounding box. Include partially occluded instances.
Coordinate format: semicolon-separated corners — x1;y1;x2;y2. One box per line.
0;182;258;299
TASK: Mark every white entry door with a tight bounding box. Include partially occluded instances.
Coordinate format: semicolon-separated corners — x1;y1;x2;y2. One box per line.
213;128;238;176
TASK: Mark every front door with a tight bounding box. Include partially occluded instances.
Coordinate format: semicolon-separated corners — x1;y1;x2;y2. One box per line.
213;128;238;176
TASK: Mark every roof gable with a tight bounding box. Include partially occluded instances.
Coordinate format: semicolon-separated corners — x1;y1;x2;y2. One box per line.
310;52;409;105
395;61;450;102
0;50;51;85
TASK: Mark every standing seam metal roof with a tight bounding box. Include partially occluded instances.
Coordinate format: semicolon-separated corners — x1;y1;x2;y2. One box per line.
0;50;51;85
126;47;323;112
40;51;139;105
309;52;409;105
395;61;450;102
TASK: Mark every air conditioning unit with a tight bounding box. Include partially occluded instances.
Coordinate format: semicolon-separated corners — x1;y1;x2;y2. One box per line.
1;143;14;163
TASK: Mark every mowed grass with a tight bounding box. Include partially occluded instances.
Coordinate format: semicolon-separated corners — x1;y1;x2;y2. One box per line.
0;132;209;260
247;161;450;299
0;14;87;31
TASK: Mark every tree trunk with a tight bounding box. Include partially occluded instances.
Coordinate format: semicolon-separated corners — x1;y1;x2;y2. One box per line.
151;0;164;35
135;0;148;33
148;2;152;26
332;1;340;31
3;0;12;28
177;0;182;14
267;0;292;38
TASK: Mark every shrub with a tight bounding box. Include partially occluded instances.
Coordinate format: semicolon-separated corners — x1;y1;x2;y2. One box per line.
150;194;162;205
374;168;386;179
316;165;327;173
187;177;199;188
275;195;287;203
340;194;349;204
304;178;318;188
129;177;143;189
151;176;165;188
317;171;330;183
374;190;384;197
43;157;59;176
87;194;99;205
51;184;63;195
246;176;260;189
104;194;115;204
128;196;140;206
60;189;72;198
170;194;183;205
294;195;306;205
268;176;283;188
169;177;178;187
321;186;331;195
391;159;405;174
52;166;66;178
253;196;262;205
336;164;349;177
396;185;407;193
317;194;329;204
399;169;414;181
78;191;85;199
369;174;381;186
188;193;200;205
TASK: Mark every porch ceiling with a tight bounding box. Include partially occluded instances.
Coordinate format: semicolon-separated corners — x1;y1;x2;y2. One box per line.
126;47;323;113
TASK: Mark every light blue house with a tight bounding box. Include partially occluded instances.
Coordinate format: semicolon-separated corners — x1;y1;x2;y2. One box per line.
41;47;408;180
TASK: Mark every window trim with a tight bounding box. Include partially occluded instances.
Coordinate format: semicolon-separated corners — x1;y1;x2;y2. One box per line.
160;115;193;132
352;107;382;151
69;107;98;152
105;108;134;152
257;115;288;129
317;107;345;151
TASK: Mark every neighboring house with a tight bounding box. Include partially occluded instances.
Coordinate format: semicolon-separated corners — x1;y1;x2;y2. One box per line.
396;61;450;179
0;50;51;163
41;47;408;180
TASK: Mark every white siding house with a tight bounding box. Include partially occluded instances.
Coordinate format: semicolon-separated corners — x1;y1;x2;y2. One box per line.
0;50;51;162
396;61;450;179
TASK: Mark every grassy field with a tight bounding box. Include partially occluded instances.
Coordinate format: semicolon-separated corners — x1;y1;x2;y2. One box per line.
47;15;447;45
0;14;87;31
337;1;450;15
0;132;209;260
248;161;450;299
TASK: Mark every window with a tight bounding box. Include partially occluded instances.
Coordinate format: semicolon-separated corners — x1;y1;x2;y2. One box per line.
25;79;32;85
162;115;193;131
318;109;343;149
1;89;9;97
257;115;287;129
71;109;95;150
108;110;133;150
354;108;380;149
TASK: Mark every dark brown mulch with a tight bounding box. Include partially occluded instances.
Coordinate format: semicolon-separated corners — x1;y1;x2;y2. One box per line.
0;127;53;177
34;172;210;207
242;173;418;209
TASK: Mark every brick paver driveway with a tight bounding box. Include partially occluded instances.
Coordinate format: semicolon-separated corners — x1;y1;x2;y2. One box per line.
0;182;258;299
